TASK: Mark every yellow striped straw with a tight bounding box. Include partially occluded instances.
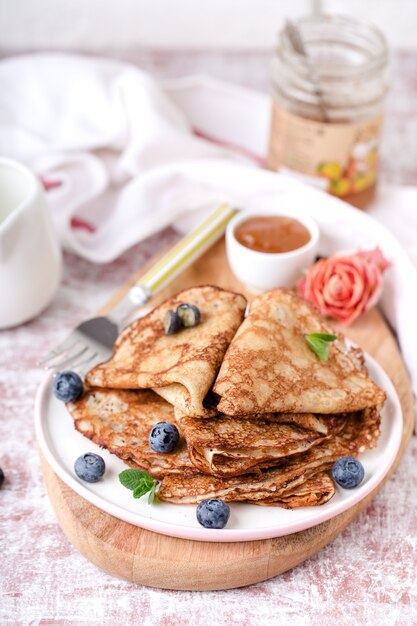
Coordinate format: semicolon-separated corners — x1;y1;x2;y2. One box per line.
127;203;237;306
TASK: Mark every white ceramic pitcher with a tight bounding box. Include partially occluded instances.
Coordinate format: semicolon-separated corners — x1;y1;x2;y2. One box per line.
0;157;62;329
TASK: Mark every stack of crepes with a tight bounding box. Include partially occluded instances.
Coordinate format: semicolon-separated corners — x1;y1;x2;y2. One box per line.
67;286;386;509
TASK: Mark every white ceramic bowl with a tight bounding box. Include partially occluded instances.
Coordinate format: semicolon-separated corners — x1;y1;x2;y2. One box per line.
226;208;319;293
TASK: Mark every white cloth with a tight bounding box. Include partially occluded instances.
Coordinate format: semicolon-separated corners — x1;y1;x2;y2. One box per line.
1;53;417;413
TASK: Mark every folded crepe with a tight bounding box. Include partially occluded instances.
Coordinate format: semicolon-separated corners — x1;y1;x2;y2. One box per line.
255;473;336;508
158;406;381;507
67;388;198;478
213;289;386;416
180;412;347;477
86;286;247;418
68;386;345;479
67;388;349;478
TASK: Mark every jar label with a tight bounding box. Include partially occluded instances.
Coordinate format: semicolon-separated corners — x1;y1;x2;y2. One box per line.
267;103;382;198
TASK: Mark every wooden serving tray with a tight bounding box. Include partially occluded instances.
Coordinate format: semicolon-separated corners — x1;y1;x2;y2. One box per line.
41;239;414;591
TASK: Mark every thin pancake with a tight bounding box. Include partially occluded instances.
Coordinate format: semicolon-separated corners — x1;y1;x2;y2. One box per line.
256;473;335;508
67;388;198;478
86;286;247;418
158;406;381;506
180;412;347;477
214;289;386;415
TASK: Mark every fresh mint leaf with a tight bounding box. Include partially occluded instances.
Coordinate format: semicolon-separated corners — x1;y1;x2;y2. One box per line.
119;469;152;490
147;481;157;504
132;483;150;499
119;468;158;503
305;333;337;361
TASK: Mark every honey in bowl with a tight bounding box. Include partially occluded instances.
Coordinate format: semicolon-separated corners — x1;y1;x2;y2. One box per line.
234;216;311;254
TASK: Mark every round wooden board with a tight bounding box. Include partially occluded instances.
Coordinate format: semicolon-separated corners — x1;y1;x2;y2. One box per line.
40;240;414;590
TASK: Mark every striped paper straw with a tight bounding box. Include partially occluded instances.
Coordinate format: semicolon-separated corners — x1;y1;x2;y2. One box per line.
128;203;237;306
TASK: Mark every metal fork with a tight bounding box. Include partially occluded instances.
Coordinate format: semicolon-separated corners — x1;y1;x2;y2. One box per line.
39;203;237;372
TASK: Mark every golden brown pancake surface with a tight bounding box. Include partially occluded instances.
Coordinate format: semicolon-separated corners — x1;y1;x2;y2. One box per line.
85;286;247;418
158;406;380;506
180;411;347;477
67;388;197;478
213;289;386;415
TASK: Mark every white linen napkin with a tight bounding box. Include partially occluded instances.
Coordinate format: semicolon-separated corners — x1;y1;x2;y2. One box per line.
0;53;416;415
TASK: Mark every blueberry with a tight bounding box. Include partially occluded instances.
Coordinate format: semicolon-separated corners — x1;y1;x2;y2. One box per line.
74;453;105;483
176;303;201;328
163;310;182;335
149;422;179;453
196;499;230;529
0;467;4;488
53;371;83;402
331;456;365;489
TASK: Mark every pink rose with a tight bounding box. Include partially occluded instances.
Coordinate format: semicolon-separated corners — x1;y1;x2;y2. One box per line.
297;247;390;325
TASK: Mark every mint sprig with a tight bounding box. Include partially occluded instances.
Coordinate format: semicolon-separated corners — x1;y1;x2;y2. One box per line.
119;469;159;504
305;333;337;361
147;480;158;504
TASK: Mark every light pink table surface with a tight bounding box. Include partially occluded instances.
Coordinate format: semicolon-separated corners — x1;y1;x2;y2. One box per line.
1;49;417;626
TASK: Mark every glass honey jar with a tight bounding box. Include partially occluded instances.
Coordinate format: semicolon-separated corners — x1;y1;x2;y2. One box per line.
267;14;389;209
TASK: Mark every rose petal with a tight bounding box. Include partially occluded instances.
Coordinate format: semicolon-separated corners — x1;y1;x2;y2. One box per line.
323;273;352;305
359;247;390;272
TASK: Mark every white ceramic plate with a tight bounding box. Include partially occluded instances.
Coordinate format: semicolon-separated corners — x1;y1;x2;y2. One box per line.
35;354;402;543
